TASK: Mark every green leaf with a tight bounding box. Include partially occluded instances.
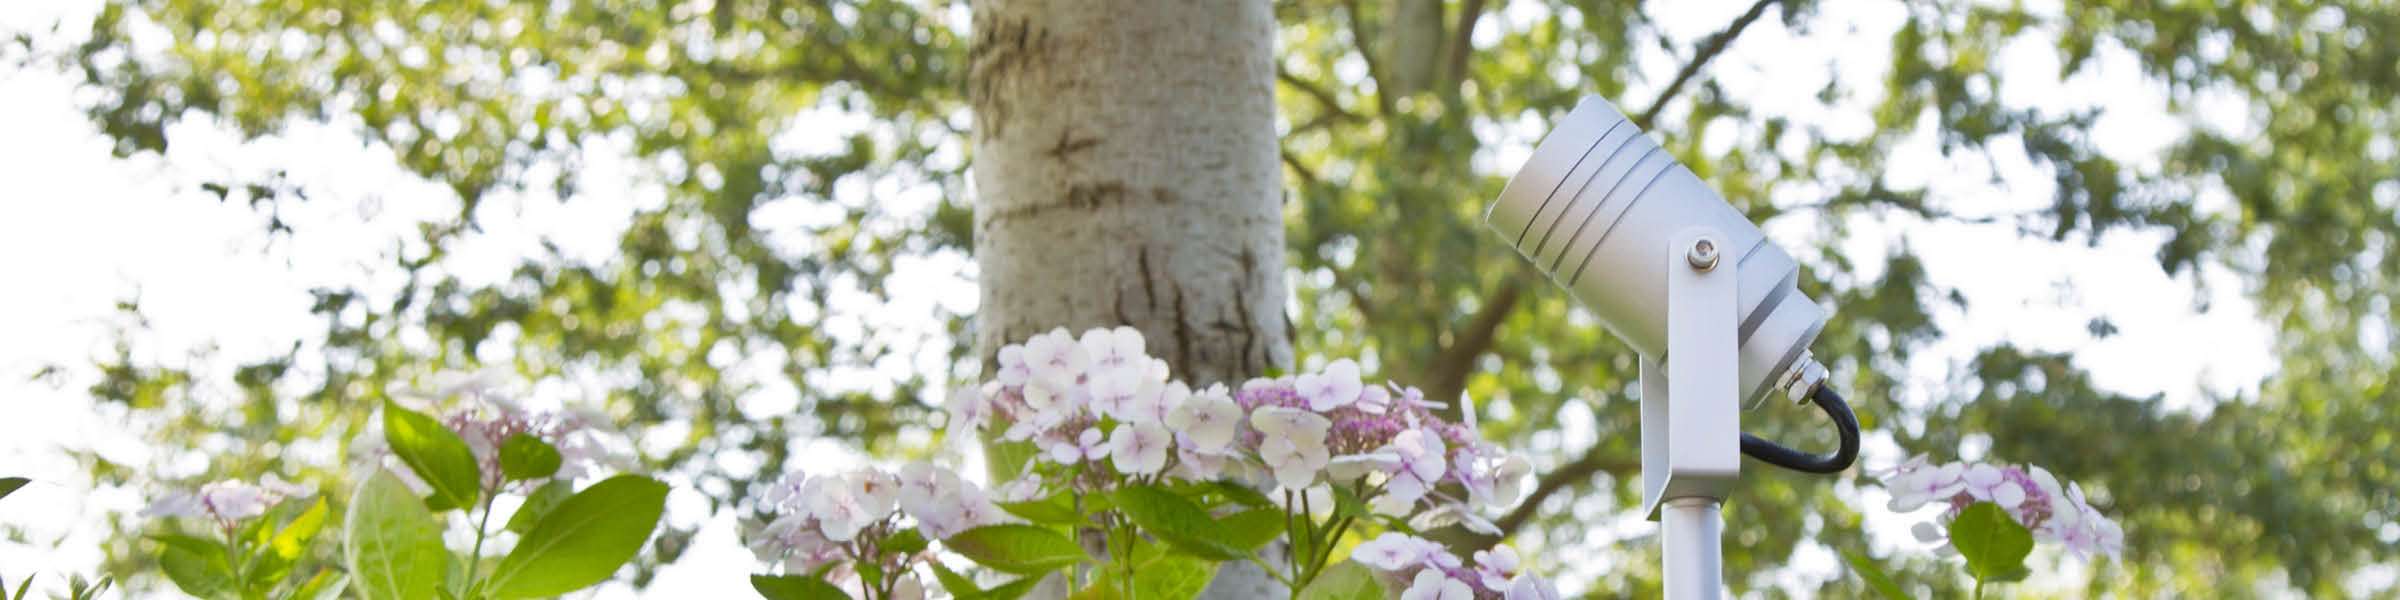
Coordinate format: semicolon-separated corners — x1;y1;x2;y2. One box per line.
926;562;980;599
943;524;1086;575
926;562;1045;600
1327;484;1372;521
497;433;561;482
883;528;930;554
1987;566;2033;583
1948;501;2035;580
856;554;887;588
14;572;35;600
1132;555;1213;600
1217;508;1283;552
1205;480;1275;509
269;497;331;559
503;479;574;535
66;576;109;600
247;496;330;587
750;574;852;600
1066;577;1117;600
1296;562;1382;600
159;544;234;599
996;491;1084;526
343;469;450;600
1111;484;1244;560
483;475;669;598
147;533;226;557
1838;549;1910;600
982;575;1044;600
239;512;277;550
382;400;484;511
290;571;350;600
0;477;27;503
981;433;1041;486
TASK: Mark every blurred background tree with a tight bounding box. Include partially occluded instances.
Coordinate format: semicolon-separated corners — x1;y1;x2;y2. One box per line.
5;0;2396;596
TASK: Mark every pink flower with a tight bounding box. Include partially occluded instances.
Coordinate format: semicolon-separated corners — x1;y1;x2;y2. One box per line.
1400;569;1473;600
1080;326;1148;377
1109;422;1171;475
1022;328;1090;383
1505;574;1563;600
995;344;1032;386
1472;545;1521;590
1164;383;1240;452
1351;532;1446;571
1884;461;1965;512
1296;359;1364;412
1959;464;2027;509
1046;427;1110;465
142;476;312;529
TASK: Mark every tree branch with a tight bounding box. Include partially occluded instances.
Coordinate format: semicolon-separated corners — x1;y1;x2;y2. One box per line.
1494;447;1638;538
1340;0;1395;116
1438;0;1488;91
1424;278;1521;408
1280;149;1322;189
1635;0;1783;129
1277;66;1362;125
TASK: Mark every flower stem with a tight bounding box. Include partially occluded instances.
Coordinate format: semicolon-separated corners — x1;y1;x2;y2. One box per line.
461;492;496;599
221;524;248;597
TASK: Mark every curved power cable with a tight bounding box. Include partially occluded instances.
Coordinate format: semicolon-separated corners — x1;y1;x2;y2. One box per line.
1739;385;1860;474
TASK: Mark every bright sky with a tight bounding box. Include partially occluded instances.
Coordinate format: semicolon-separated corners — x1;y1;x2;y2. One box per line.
1;0;2281;597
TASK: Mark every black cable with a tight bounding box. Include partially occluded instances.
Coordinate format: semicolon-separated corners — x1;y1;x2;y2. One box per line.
1738;385;1860;474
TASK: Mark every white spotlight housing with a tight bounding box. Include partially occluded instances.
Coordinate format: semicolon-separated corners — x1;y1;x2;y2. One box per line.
1485;96;1827;410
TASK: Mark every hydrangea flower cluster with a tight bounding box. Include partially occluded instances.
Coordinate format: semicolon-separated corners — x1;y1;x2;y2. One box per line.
352;395;612;493
749;326;1552;600
140;474;316;530
1881;455;2125;560
746;462;1012;590
1349;532;1561;600
953;326;1533;522
442;403;610;489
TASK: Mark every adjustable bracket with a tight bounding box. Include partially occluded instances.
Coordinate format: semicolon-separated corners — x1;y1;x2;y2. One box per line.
1640;227;1743;517
1638;227;1742;600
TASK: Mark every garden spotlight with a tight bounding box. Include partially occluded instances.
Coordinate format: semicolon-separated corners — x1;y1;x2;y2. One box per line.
1485;95;1861;600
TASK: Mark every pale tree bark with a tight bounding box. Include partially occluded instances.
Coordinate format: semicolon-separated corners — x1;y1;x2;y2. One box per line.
967;0;1289;597
968;0;1289;388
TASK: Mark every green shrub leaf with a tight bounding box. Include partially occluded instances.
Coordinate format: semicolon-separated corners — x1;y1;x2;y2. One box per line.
996;490;1083;525
1133;555;1213;600
943;524;1085;575
483;475;669;598
0;477;27;503
158;544;233;599
1112;484;1244;560
242;496;329;587
1218;508;1284;552
1838;549;1910;600
750;574;852;600
1948;501;2035;580
381;400;484;511
883;529;929;555
497;434;562;482
1297;562;1382;600
502;479;574;535
290;571;350;600
343;470;449;600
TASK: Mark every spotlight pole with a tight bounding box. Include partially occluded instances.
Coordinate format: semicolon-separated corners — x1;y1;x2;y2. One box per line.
1642;229;1742;600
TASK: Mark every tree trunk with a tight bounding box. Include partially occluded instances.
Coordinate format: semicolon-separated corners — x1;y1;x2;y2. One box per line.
967;0;1289;597
968;0;1287;387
